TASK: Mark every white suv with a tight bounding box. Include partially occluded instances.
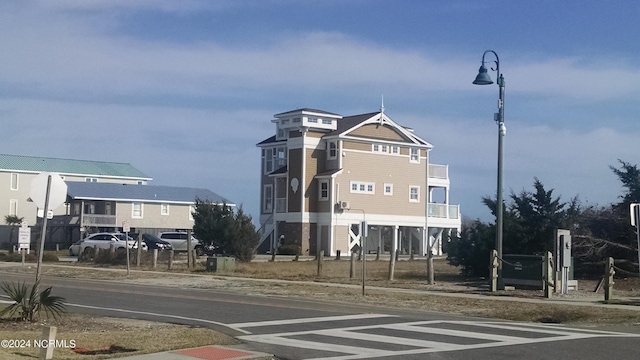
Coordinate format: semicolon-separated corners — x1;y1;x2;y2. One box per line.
69;232;142;256
158;232;208;255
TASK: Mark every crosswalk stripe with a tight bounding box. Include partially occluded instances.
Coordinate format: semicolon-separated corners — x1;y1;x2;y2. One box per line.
229;313;396;329
238;317;640;360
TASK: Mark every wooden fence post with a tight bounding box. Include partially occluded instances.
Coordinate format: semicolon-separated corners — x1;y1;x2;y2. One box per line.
490;250;498;292
350;251;356;279
544;251;553;299
427;250;435;285
317;250;324;276
388;250;396;281
39;326;56;360
604;257;615;301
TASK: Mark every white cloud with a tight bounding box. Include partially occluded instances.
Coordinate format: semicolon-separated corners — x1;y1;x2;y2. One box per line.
1;1;639;223
510;58;640;100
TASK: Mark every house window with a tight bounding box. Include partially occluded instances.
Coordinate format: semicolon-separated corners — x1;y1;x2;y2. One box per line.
384;183;393;196
276;146;287;168
307;117;318;123
132;202;144;219
10;173;18;190
161;203;170;216
137;180;143;185
372;143;398;154
327;141;337;159
319;180;329;200
9;199;18;216
410;148;420;163
322;119;332;125
264;148;274;174
409;186;420;202
263;185;273;213
84;202;95;214
85;178;98;183
350;181;375;194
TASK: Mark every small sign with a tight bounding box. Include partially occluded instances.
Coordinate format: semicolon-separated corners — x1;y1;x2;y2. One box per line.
631;204;640;226
37;209;54;219
18;227;31;247
122;221;130;233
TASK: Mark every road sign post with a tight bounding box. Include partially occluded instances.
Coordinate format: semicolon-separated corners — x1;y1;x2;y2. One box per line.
29;172;67;285
123;221;131;275
631;204;640;276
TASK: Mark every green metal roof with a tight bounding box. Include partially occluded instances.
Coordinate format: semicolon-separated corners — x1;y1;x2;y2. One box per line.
0;154;151;179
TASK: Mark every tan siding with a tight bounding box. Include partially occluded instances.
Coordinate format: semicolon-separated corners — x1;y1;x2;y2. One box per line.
343;141;370;151
349;124;407;141
336;150;427;217
334;225;350;254
317;193;334;213
116;202;194;229
307;131;324;138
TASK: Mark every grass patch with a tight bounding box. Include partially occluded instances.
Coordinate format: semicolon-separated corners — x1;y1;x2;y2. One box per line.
0;314;235;360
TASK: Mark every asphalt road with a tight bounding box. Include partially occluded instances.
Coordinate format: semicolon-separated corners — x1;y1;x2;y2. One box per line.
1;271;640;359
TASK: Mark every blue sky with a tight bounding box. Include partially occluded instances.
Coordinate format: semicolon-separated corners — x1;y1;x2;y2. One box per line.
1;1;639;223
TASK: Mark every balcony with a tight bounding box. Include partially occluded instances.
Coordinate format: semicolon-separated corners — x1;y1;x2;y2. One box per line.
427;203;460;227
82;214;117;227
428;164;448;179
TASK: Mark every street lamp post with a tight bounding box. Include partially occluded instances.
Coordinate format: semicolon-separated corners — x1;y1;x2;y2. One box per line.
473;50;506;290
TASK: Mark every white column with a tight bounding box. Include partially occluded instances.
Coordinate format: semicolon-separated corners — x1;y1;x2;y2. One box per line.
392;225;399;256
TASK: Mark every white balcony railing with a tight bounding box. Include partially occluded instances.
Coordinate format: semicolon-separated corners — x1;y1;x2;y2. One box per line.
82;214;117;226
427;203;459;219
428;164;448;179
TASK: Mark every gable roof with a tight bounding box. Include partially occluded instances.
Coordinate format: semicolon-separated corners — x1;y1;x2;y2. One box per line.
0;154;151;180
326;112;433;148
66;182;232;205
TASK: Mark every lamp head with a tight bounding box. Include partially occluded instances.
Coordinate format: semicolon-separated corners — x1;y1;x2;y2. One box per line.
473;65;493;85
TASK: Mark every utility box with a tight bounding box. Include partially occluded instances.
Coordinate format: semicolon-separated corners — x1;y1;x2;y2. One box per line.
206;257;235;272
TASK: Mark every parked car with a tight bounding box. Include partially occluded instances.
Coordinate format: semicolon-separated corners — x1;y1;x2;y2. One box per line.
69;232;144;256
158;231;216;255
141;233;172;251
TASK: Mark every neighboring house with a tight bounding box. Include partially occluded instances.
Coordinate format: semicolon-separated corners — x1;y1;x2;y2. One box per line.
0;153;151;227
65;182;232;242
256;108;461;257
0;153;230;248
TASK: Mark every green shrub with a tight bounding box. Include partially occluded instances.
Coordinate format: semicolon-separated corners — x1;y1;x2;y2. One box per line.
42;253;59;262
94;248;128;265
0;281;67;322
78;247;95;262
2;252;37;262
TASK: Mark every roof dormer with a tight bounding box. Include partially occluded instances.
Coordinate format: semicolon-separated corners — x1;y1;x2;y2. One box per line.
272;108;342;138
